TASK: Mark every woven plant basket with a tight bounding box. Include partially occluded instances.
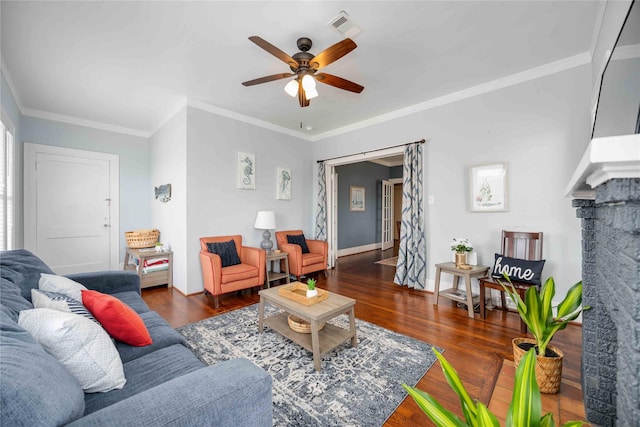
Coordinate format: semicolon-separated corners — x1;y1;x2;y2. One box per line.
512;337;564;394
125;229;160;248
287;314;325;334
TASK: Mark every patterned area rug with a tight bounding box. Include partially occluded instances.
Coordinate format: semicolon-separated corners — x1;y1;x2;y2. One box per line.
177;304;439;427
375;256;398;266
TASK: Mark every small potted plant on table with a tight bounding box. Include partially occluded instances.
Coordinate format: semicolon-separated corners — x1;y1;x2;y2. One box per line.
306;278;317;298
450;237;473;268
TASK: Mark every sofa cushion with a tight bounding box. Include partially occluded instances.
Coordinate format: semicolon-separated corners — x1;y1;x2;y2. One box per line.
287;234;310;253
1;310;85;425
84;344;205;415
39;273;88;301
207;240;241;267
18;308;126;393
82;290;152;347
115;311;186;363
221;263;259;284
0;278;33;321
301;252;325;267
0;249;55;300
31;289;98;323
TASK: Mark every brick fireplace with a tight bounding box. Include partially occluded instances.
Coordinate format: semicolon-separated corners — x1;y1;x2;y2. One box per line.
568;136;640;426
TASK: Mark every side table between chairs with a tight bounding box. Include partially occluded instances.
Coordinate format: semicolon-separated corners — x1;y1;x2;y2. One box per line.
264;251;290;288
433;262;489;318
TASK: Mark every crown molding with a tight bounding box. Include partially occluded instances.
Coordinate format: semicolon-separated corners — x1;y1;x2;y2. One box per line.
185;99;312;141
1;53;24;113
21;107;150;138
311;51;592;141
6;49;591;142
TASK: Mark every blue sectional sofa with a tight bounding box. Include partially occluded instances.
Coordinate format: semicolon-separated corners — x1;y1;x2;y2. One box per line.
0;249;272;426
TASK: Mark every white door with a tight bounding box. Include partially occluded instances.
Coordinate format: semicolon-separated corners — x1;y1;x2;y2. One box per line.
381;180;394;250
24;143;119;274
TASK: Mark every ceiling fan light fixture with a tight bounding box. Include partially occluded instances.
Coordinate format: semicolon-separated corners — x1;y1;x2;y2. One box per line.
284;80;298;97
301;74;316;91
305;87;319;99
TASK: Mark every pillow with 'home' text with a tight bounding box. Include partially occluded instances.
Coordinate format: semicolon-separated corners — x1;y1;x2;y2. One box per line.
491;254;545;286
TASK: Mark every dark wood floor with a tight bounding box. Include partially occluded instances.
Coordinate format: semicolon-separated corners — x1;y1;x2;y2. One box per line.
142;247;585;426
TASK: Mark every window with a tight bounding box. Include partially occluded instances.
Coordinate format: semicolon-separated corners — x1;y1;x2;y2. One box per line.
1;116;14;250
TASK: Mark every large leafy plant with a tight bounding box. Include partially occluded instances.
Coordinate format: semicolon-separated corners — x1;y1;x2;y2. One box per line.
501;276;588;356
403;348;585;426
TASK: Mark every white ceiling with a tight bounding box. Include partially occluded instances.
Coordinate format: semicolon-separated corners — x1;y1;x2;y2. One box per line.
1;1;601;139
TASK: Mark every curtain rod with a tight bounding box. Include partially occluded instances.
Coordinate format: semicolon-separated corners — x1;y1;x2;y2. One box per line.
316;139;426;164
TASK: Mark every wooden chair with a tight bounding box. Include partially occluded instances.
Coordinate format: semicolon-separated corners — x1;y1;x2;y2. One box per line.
479;231;543;333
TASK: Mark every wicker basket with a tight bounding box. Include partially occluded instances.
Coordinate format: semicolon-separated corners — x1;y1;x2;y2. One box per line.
512;337;564;394
287;314;325;334
125;229;160;248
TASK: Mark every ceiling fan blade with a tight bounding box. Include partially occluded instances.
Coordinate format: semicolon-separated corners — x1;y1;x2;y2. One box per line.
248;36;298;69
242;73;295;86
310;38;357;70
298;81;310;107
315;73;364;93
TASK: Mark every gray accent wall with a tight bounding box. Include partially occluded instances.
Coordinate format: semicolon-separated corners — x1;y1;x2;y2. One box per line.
335;162;393;249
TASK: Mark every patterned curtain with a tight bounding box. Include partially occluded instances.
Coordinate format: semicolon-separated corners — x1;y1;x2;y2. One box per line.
315;161;327;241
394;143;426;289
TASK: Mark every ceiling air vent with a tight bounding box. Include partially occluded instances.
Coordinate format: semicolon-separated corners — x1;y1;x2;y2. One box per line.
328;11;361;38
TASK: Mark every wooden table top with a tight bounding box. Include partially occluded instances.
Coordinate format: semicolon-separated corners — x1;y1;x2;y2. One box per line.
259;284;355;321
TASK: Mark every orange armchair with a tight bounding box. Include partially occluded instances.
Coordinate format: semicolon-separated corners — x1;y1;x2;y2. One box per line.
275;230;327;282
199;235;265;308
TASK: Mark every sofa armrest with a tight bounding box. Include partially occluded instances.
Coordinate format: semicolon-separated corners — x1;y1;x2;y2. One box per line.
65;271;141;295
68;359;272;427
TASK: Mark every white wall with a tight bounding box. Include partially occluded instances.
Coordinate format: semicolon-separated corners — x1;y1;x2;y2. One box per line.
149;108;188;292
183;106;313;295
19;116;150;261
314;65;592;301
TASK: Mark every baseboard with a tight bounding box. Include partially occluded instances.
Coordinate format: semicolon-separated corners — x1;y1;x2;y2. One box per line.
337;243;381;257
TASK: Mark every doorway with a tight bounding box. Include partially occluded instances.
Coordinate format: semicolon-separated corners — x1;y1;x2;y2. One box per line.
24;143;119;273
324;146;404;268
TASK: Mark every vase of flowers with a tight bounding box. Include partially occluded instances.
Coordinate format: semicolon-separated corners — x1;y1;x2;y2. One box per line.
450;238;473;268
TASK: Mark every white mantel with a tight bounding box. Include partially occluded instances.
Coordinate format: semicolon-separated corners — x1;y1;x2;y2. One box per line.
566;134;640;199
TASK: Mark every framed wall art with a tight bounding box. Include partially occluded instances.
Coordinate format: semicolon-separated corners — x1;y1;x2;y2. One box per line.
237;152;255;190
469;162;508;212
276;167;291;200
350;186;365;212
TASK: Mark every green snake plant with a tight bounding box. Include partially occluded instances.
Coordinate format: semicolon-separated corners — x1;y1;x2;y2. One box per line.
403;348;585;426
500;276;588;357
306;278;316;290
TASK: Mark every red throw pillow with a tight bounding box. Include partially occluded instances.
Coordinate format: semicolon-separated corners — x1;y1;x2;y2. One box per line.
81;290;152;346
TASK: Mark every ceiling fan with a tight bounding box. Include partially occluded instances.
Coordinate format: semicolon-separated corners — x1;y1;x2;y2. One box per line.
242;36;364;107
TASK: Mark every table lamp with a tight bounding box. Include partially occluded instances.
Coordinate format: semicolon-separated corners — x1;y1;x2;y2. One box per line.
254;210;276;250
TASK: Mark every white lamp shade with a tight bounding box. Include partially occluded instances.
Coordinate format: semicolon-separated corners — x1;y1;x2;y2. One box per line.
305;87;318;99
254;211;276;230
284;80;298;97
301;74;316;91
